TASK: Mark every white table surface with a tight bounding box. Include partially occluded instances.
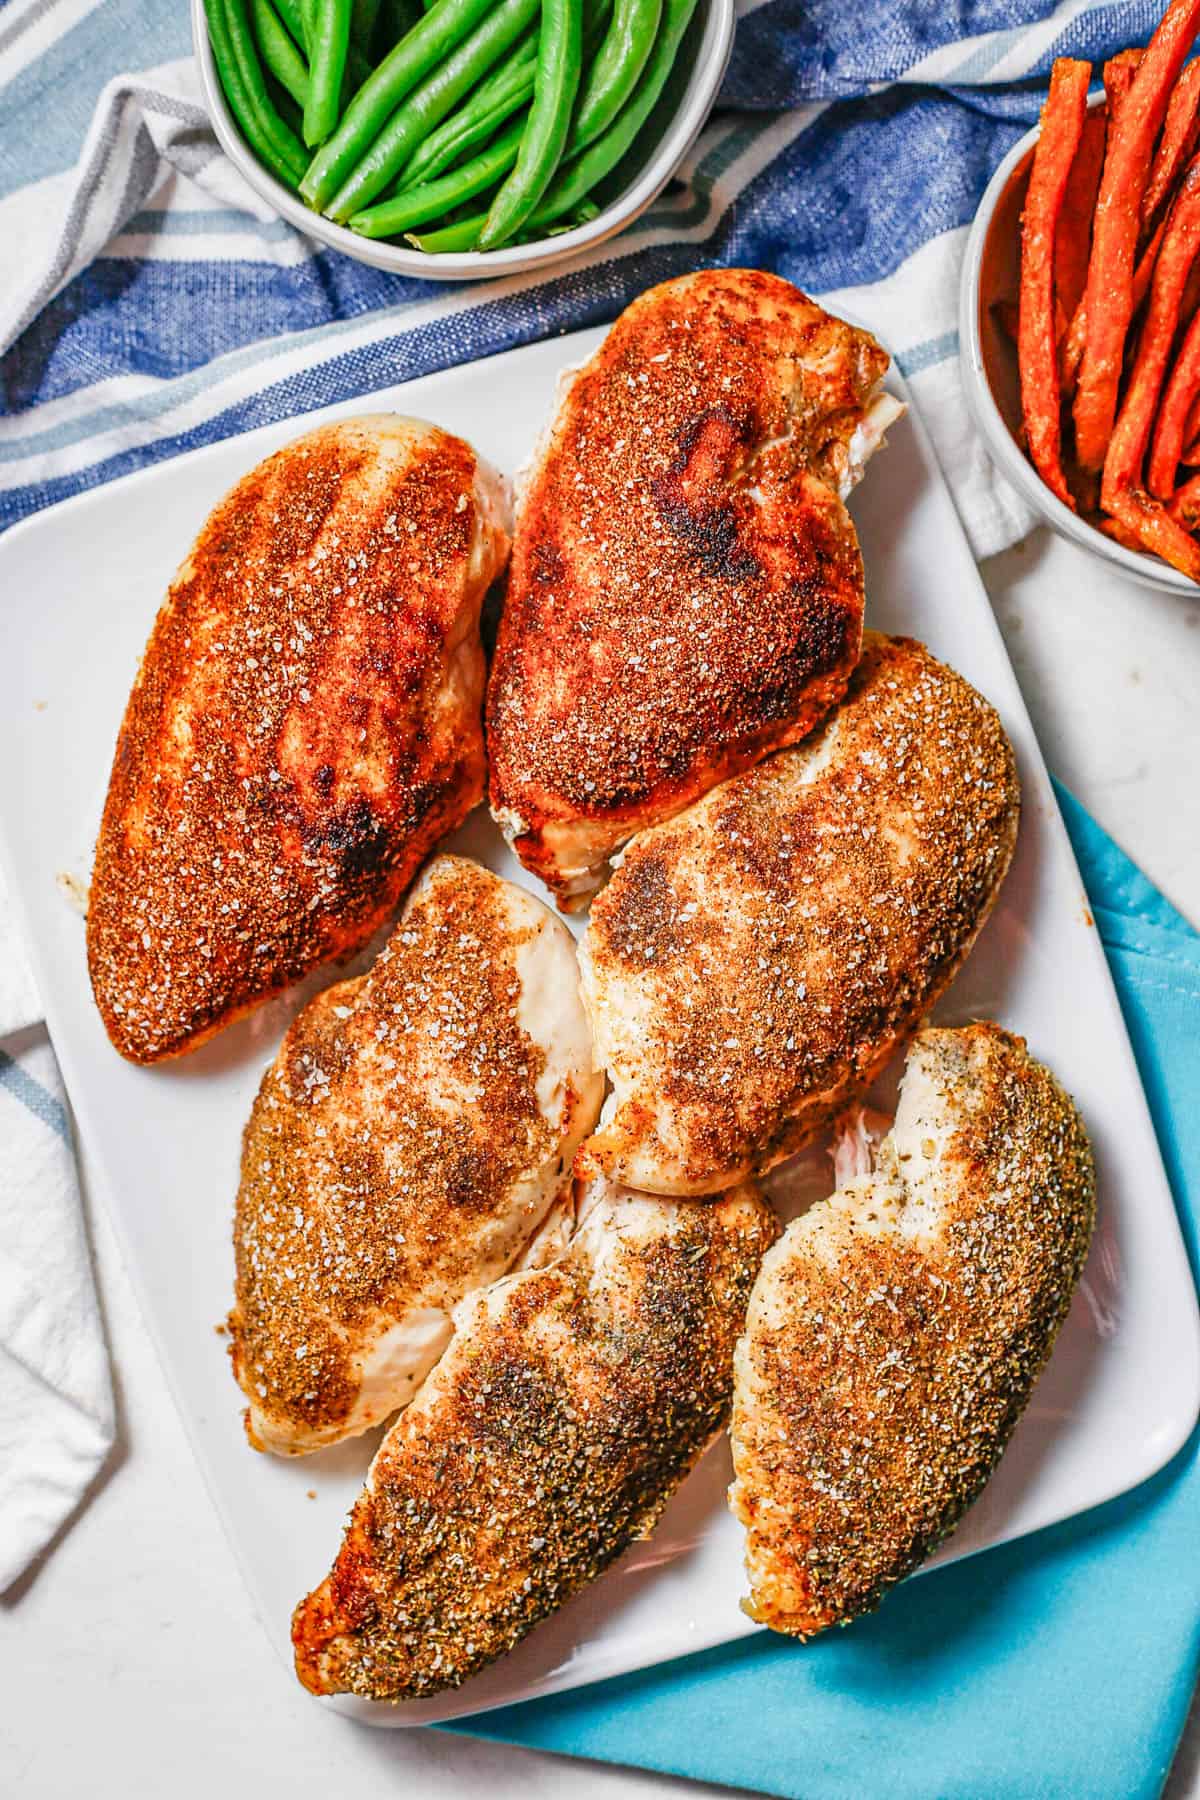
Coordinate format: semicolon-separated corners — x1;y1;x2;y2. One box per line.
3;523;1199;1800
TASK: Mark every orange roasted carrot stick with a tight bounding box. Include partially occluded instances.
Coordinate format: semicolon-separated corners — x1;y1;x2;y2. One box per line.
1061;71;1138;396
1074;0;1200;471
1106;483;1200;577
1102;159;1200;507
1055;108;1107;333
1106;47;1144;98
1168;467;1200;524
1182;389;1200;458
1020;58;1092;508
1183;245;1200;317
1065;164;1163;394
1141;55;1200;238
1097;513;1147;550
1149;305;1200;494
1130;212;1169;311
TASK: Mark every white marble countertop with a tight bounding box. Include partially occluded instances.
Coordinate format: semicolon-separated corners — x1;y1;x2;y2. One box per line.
3;524;1199;1800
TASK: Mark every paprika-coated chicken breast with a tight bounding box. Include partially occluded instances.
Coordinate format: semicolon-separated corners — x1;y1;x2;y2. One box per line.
486;269;903;909
728;1025;1095;1637
577;635;1020;1195
88;415;511;1063
229;856;602;1456
292;1174;778;1701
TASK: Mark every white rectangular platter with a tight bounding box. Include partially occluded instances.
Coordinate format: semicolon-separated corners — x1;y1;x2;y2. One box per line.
0;325;1197;1731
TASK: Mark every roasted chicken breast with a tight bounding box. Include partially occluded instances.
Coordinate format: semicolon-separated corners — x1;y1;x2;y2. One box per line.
229;856;602;1455
577;634;1020;1195
487;269;902;908
88;415;511;1063
728;1025;1095;1637
292;1175;778;1700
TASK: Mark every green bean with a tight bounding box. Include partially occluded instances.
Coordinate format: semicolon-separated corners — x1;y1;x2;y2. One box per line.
478;0;583;249
304;0;352;145
397;39;537;189
582;0;615;58
287;0;374;82
372;0;418;52
205;0;305;186
269;0;377;104
252;0;309;107
208;0;308;183
533;195;600;236
405;213;491;253
350;0;381;50
538;0;700;216
350;116;525;235
324;0;540;220
397;0;606;193
226;0;310;171
273;0;308;46
407;0;697;252
299;0;498;208
406;192;598;251
571;0;660;149
268;72;306;134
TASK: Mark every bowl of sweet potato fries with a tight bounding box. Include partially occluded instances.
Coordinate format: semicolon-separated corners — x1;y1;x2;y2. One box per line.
961;0;1200;592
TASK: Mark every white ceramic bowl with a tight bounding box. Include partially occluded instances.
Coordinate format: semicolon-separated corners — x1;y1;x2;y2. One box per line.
192;0;734;282
959;102;1198;596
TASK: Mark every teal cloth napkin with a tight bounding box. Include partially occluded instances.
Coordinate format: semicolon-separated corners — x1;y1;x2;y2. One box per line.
449;782;1200;1799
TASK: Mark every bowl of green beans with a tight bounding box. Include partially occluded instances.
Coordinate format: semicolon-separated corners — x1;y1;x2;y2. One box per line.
194;0;735;278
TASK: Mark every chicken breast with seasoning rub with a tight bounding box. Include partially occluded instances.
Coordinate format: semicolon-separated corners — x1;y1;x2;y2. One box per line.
229;856;602;1455
729;1025;1095;1637
292;1175;778;1700
577;634;1020;1196
88;415;511;1063
487;269;904;909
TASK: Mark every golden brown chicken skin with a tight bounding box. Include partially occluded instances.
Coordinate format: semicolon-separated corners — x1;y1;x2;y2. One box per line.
87;416;510;1063
578;634;1021;1195
729;1026;1095;1637
486;269;901;908
292;1177;777;1702
229;856;602;1457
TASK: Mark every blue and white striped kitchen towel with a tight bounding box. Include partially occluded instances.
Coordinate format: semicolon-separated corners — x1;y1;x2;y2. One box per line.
0;0;1165;1586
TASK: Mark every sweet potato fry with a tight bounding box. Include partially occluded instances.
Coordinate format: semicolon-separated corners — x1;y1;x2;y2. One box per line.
1056;109;1108;332
1020;59;1092;508
1168;468;1200;525
1106;483;1200;577
1148;305;1200;495
1074;0;1200;472
1141;55;1200;238
1102;159;1200;507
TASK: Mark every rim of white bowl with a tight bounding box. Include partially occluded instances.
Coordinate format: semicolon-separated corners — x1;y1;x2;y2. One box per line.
191;0;735;283
958;108;1199;597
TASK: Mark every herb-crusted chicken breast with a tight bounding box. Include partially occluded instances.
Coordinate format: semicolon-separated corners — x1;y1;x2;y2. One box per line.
577;634;1020;1195
728;1025;1095;1636
229;856;602;1455
292;1175;778;1701
88;415;511;1063
486;269;902;909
